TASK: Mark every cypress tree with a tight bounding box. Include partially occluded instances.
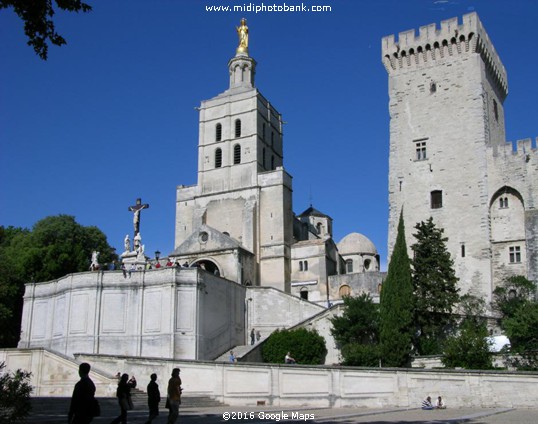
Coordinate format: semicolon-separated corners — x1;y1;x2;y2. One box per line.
411;218;459;355
379;211;414;367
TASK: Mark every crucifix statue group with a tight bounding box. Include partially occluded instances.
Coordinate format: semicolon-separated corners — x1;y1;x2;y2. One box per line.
124;198;149;253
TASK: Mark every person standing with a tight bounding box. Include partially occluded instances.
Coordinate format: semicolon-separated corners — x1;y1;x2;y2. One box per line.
144;373;161;424
229;351;236;363
110;373;133;424
166;368;182;424
68;362;98;424
250;328;256;345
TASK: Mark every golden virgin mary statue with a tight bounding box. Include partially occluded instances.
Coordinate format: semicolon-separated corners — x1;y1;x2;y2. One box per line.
236;18;249;55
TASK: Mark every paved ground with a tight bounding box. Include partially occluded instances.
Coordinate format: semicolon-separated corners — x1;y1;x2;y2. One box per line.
25;398;538;424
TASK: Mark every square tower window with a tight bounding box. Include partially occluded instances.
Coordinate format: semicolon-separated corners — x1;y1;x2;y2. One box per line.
431;190;443;209
415;142;427;160
509;246;521;263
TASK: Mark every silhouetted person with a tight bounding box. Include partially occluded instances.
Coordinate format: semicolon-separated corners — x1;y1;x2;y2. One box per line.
110;373;134;424
144;373;161;424
167;368;182;424
68;362;98;424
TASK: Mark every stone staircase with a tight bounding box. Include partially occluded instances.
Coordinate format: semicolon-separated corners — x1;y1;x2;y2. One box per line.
214;344;257;362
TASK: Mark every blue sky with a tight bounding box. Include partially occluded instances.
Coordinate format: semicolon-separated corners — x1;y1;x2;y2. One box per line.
1;0;537;270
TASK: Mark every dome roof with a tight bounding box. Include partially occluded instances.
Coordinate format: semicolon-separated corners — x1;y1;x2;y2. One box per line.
338;233;377;255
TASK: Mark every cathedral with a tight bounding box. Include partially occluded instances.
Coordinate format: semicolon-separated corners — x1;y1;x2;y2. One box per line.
168;18;382;305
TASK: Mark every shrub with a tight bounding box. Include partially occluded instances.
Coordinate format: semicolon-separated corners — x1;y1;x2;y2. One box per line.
0;362;33;423
261;328;327;365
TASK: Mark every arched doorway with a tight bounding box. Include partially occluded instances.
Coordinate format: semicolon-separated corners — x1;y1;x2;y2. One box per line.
192;259;221;276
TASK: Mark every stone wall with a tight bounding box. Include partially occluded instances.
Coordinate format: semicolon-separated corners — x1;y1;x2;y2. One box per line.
18;268;246;361
3;348;538;408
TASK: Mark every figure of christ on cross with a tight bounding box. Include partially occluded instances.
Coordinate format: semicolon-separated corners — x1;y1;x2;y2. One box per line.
128;198;149;237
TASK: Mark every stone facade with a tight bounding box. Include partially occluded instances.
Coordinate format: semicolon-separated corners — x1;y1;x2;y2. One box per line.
384;13;537;302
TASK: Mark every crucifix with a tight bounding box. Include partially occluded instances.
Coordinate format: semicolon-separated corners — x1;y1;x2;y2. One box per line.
128;198;149;238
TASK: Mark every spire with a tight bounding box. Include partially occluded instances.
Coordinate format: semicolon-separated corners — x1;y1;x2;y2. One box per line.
228;18;256;89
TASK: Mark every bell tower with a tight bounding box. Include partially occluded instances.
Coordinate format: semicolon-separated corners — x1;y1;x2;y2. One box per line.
174;19;293;291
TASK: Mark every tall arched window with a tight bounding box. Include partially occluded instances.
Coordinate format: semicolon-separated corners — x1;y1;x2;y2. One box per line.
262;123;266;141
262;148;266;168
271;155;275;170
235;119;241;138
233;144;241;164
215;123;222;142
215;148;222;168
271;131;274;147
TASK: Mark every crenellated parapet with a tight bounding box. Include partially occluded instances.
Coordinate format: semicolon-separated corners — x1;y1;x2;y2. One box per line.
492;138;538;158
382;12;507;100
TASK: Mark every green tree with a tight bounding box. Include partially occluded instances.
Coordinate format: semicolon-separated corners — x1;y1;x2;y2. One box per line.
492;275;536;325
0;361;33;423
442;294;492;370
261;328;327;365
330;294;380;366
0;215;117;347
0;0;92;59
503;302;538;353
379;211;414;367
411;217;459;355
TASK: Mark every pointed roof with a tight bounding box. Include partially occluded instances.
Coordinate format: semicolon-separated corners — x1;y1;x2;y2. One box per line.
298;205;332;219
170;225;251;256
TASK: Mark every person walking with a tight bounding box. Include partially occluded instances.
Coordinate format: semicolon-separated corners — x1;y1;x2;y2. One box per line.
166;368;182;424
68;362;99;424
144;373;161;424
110;373;134;424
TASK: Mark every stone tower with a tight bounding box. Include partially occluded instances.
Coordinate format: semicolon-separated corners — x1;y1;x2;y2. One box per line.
383;13;537;302
174;20;293;290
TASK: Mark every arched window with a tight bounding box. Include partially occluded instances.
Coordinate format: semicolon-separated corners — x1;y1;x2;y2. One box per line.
215;148;222;168
271;155;275;170
233;144;241;164
364;259;371;271
316;222;323;234
262;147;266;168
300;287;308;300
262;122;266;141
304;260;308;271
216;123;222;142
346;259;353;273
271;131;274;147
235;119;241;138
299;261;303;272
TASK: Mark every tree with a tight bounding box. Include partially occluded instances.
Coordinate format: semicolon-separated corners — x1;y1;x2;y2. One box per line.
0;362;33;423
411;217;459;355
261;328;327;365
330;293;380;366
379;211;414;367
0;0;92;60
503;302;538;354
442;294;492;370
0;215;117;347
492;275;536;326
